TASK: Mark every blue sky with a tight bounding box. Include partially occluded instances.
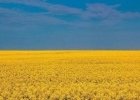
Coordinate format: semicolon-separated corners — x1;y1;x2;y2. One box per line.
0;0;140;49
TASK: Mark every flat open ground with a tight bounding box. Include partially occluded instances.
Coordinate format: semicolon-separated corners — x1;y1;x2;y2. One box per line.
0;51;140;100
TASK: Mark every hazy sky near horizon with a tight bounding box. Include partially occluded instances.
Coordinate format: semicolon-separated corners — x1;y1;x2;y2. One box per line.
0;0;140;49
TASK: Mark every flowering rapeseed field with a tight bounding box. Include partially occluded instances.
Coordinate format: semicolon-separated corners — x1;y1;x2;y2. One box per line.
0;51;140;100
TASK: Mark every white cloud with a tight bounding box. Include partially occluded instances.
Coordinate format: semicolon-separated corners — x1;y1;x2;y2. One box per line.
0;0;140;27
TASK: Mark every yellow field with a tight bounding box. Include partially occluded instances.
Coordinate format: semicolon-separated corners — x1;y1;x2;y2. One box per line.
0;51;140;100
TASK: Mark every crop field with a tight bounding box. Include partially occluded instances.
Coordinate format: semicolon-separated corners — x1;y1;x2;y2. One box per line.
0;51;140;100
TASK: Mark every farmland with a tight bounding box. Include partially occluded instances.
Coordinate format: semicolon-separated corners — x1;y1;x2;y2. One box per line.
0;51;140;100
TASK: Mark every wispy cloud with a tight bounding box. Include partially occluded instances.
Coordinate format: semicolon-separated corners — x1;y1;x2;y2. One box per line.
0;0;82;15
82;4;121;20
85;3;140;20
0;8;67;25
0;0;140;28
0;8;68;34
